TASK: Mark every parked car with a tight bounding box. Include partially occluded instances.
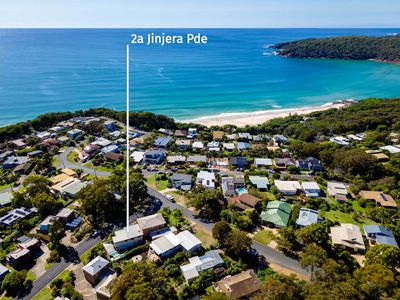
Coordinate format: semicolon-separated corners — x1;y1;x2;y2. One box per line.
165;194;175;202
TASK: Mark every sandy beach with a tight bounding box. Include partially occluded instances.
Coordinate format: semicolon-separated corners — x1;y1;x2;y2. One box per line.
187;102;350;127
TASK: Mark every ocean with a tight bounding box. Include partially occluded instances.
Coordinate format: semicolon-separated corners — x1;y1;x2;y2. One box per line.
0;28;400;126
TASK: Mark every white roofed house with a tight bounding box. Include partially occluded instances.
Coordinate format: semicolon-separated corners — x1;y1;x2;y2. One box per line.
180;250;224;283
176;230;202;253
112;225;144;251
248;176;269;190
330;223;365;253
273;180;302;196
301;181;321;198
130;151;145;163
327;181;349;203
149;232;182;258
192;141;204;150
197;171;216;190
254;158;273;168
82;256;111;285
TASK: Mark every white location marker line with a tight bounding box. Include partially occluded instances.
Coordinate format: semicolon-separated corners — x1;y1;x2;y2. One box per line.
126;44;130;231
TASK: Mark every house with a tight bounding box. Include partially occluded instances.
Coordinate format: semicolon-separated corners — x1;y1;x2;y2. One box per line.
112;225;144;251
84;144;99;155
254;158;273;168
215;269;261;299
12;162;33;175
95;273;117;300
237;194;261;210
166;155;186;164
144;150;165;164
260;200;291;227
192;141;204;150
104;120;118;132
301;181;321;198
174;130;188;138
223;143;235;151
330;136;349;146
297;157;323;172
197;171;215;189
176;230;202;252
187;155;207;164
238;132;252;140
188;128;198;138
363;225;399;249
180;250;224;283
61;168;77;177
0;191;13;207
207;141;220;151
2;156;30;169
274;180;302;196
67;129;83;139
149;232;182;258
104;152;124;162
10;139;26;149
154;137;172;149
230;157;247;169
0;207;36;226
53;179;88;198
169;173;192;191
330;223;365;253
57;136;70;144
131;151;145;163
248;176;269;190
273;135;288;144
176;140;192;149
158;128;173;136
213;131;224;141
39;215;55;234
56;208;75;224
0;150;13;163
327;181;349;203
221;177;245;197
237;142;250;151
380;145;400;154
82;256;110;285
137;213;167;236
92;138;112;147
359;191;397;208
0;263;10;283
27;150;43;158
295;208;320;228
100;145;119;155
274;158;296;169
7;248;32;267
18;236;41;251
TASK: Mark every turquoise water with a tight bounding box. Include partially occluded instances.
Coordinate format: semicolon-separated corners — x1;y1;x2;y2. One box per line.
0;28;400;126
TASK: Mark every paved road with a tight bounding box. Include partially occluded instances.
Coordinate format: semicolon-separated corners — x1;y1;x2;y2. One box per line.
19;236;101;300
56;147;112;177
147;187;308;276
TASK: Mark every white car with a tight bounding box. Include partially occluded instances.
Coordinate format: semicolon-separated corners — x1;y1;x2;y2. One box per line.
165;194;175;202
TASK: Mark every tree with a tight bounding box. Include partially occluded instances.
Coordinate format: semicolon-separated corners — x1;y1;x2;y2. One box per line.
300;244;328;279
296;223;328;246
212;221;232;246
188;187;224;222
251;274;302;300
31;192;59;216
1;270;28;297
22;175;52;198
78;178;122;226
224;230;252;257
202;292;230;300
276;227;298;253
364;244;400;270
354;263;397;299
49;219;66;249
111;262;177;300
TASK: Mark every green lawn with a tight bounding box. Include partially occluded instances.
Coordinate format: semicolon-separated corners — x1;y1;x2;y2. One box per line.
31;270;71;300
80;242;101;264
67;151;78;163
348;200;367;214
194;226;216;248
322;210;375;226
253;230;275;245
146;174;169;191
0;183;9;191
52;156;60;167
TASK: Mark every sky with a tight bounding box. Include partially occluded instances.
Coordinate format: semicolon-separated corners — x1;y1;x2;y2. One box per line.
1;0;400;28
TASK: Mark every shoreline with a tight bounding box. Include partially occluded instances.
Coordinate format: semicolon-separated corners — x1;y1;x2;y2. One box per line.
183;101;353;127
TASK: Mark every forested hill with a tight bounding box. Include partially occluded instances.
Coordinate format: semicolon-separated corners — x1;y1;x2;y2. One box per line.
273;35;400;62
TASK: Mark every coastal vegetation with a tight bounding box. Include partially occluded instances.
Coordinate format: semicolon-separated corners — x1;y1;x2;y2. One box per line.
273;35;400;62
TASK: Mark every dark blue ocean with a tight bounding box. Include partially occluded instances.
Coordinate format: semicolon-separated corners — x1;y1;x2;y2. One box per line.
0;28;400;126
